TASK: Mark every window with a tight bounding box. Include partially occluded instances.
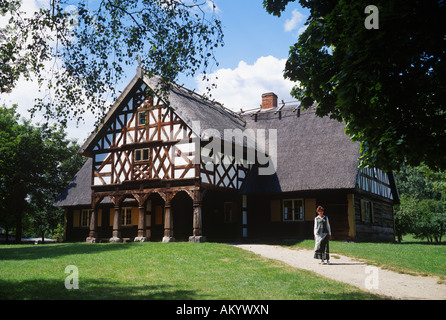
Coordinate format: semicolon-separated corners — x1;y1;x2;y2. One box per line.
81;209;92;227
138;111;147;126
121;207;132;226
135;148;150;162
224;202;233;223
361;199;374;223
283;199;304;221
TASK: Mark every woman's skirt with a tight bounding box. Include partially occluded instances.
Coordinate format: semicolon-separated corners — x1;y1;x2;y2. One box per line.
314;234;330;260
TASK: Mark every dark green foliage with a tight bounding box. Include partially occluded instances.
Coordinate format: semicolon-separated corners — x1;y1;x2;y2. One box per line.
264;0;446;171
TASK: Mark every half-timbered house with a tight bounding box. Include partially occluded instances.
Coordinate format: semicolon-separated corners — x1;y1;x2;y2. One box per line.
54;70;399;243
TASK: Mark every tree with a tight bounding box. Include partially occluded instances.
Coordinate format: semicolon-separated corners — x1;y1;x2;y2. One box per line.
394;164;445;242
26;127;84;243
394;194;417;243
0;105;84;242
0;105;21;241
264;0;446;171
1;0;223;125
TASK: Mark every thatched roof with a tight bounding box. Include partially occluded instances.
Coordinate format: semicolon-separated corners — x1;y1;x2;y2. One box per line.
240;105;361;194
144;76;249;145
54;158;92;207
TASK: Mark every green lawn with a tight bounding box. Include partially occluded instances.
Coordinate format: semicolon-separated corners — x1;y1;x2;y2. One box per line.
0;242;381;300
284;236;446;278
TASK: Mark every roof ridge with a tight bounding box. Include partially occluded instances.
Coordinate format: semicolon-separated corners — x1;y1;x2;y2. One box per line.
241;102;316;117
171;81;247;127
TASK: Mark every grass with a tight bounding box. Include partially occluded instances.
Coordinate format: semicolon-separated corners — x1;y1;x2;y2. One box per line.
284;236;446;279
0;242;381;300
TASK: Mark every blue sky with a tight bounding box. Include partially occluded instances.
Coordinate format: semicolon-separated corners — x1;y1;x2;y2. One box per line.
1;0;309;143
209;0;307;70
187;0;309;110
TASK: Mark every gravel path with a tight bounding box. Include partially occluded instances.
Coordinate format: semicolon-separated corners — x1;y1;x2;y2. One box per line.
233;244;446;300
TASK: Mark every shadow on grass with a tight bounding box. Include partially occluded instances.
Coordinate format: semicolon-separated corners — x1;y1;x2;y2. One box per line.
0;278;381;300
0;278;209;300
0;242;134;261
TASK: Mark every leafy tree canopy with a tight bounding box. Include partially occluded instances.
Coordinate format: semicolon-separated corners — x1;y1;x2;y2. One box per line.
264;0;446;171
395;165;444;201
1;0;223;125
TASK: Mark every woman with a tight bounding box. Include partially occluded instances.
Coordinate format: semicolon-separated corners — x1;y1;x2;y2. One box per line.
314;206;332;264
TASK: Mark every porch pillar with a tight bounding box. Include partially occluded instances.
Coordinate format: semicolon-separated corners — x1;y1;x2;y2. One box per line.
189;201;206;243
86;207;98;243
109;206;122;243
134;205;149;242
162;200;175;242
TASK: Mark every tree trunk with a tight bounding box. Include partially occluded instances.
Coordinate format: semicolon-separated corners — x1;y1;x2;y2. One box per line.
15;214;22;243
14;187;26;244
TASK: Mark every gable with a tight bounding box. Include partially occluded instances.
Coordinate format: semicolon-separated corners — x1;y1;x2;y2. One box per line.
84;78;198;186
80;75;254;157
80;75;251;189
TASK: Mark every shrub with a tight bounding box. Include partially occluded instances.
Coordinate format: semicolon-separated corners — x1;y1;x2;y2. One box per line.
413;200;446;243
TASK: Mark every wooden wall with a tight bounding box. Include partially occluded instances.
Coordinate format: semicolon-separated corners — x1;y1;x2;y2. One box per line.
245;190;351;241
354;193;395;242
244;190;395;242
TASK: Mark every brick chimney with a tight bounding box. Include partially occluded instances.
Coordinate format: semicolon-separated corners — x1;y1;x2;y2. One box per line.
261;92;278;110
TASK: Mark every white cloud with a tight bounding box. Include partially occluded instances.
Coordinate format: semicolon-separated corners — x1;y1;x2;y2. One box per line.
195;56;297;111
284;9;306;33
205;0;221;15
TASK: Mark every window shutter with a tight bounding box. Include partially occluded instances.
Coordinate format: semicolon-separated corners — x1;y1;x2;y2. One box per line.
73;210;80;227
270;200;281;222
132;207;139;225
370;202;375;223
304;198;316;221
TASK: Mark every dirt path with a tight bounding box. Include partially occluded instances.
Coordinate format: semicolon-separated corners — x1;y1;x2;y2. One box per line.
233;244;446;300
